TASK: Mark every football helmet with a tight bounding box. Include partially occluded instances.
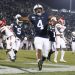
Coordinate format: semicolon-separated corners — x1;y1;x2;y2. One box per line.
15;14;21;19
0;19;6;27
58;17;65;25
33;4;44;16
72;31;75;36
15;14;23;25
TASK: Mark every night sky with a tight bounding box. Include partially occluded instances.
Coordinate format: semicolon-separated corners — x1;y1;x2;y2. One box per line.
16;0;75;11
40;0;75;10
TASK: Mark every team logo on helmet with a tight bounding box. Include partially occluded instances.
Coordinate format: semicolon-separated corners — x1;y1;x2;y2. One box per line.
15;14;23;25
33;4;44;16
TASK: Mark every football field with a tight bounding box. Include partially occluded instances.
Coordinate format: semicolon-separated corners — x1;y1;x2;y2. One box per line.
0;49;75;75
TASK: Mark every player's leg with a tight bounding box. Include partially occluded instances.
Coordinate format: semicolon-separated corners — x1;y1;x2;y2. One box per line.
47;41;52;61
60;49;66;62
47;42;56;61
8;49;16;62
47;49;53;61
6;37;15;61
14;37;21;54
71;42;75;53
54;37;60;63
54;49;58;63
10;36;17;61
60;38;66;62
39;38;50;69
42;38;50;62
34;37;43;70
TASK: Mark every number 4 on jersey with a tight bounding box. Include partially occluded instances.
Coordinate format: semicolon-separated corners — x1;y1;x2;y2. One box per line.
37;20;44;30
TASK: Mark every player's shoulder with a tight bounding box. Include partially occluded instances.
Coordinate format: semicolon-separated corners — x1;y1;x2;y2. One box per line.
29;14;37;20
43;11;49;15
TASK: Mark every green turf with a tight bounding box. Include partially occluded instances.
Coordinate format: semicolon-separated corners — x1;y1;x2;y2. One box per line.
1;71;75;75
0;49;75;75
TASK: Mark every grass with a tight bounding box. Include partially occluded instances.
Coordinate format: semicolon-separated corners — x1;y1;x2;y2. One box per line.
2;72;75;75
0;49;75;75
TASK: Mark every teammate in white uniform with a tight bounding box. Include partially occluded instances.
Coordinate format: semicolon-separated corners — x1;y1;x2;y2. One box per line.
0;19;16;61
54;17;67;63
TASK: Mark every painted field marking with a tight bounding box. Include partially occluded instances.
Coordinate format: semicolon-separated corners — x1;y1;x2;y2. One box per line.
0;63;75;74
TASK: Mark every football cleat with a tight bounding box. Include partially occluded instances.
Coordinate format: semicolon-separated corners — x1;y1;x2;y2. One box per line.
54;59;57;63
9;56;16;62
60;59;66;62
10;59;15;62
38;60;43;71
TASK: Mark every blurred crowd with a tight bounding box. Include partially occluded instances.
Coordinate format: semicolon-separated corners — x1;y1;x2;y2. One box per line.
0;0;75;50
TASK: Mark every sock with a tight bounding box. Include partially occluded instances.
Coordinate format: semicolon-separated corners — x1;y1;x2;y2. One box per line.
41;56;46;63
54;50;58;61
47;50;54;60
8;50;15;60
60;50;65;60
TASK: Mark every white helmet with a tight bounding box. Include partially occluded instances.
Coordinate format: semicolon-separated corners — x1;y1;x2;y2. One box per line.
33;4;44;15
15;14;23;25
15;14;21;19
58;18;65;25
72;31;75;36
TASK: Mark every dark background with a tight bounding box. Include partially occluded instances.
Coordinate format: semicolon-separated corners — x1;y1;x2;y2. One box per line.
39;0;75;10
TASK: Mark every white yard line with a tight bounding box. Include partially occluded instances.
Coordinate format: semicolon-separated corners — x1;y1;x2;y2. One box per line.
0;66;25;74
22;63;75;72
0;63;75;74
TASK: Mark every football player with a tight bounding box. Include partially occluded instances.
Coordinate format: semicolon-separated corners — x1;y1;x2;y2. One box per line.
47;16;57;61
12;14;25;55
54;17;67;63
0;17;16;62
23;4;51;70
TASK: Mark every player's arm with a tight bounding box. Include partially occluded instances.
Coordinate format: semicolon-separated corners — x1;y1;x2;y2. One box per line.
20;16;32;25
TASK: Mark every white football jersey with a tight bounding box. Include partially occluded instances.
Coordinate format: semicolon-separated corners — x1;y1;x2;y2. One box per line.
0;26;14;38
55;23;66;35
